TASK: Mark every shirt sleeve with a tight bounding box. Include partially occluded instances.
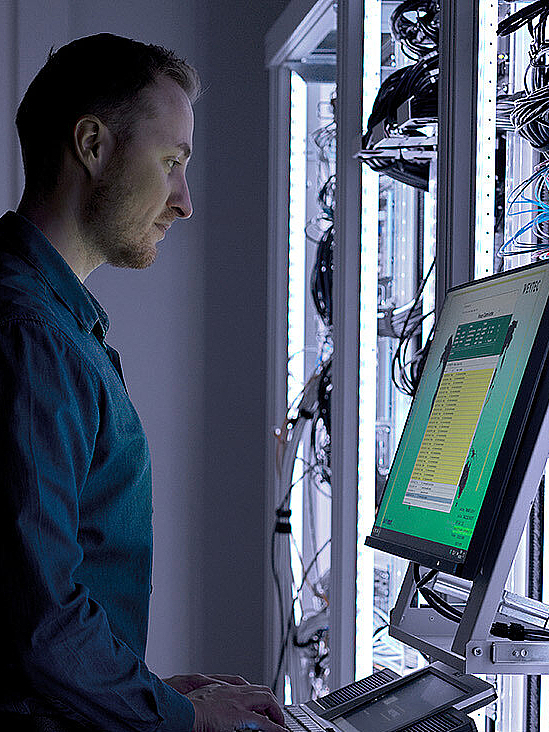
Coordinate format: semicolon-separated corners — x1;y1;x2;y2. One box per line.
0;318;195;732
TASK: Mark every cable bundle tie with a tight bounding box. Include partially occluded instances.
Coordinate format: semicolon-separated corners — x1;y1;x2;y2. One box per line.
275;508;292;534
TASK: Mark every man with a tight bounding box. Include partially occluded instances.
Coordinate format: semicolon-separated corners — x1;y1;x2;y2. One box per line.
0;33;285;732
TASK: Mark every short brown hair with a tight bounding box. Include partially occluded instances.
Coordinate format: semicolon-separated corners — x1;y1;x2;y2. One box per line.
16;33;201;194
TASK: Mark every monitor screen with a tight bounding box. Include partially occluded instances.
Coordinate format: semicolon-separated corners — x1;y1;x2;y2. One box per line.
366;261;549;577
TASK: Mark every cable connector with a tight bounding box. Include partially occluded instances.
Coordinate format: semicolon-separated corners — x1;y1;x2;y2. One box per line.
508;623;527;641
490;621;509;638
275;508;292;534
490;621;526;640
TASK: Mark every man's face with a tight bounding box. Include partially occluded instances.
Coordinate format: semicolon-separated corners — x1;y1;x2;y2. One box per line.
83;76;194;269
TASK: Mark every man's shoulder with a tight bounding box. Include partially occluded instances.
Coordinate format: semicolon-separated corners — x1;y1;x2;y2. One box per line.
0;251;88;367
0;249;65;325
0;289;104;397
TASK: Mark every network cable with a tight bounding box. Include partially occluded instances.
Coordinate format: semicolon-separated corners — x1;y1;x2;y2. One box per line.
499;162;549;256
498;1;549;150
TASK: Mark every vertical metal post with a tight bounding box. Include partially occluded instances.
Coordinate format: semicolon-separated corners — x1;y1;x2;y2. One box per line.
525;479;543;731
264;65;292;689
435;0;479;314
331;0;364;689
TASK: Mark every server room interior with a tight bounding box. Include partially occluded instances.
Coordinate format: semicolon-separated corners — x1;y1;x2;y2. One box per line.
4;1;549;732
268;2;549;732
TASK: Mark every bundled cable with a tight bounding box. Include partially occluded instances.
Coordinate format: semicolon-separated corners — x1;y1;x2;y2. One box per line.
378;297;426;338
511;86;549;150
367;52;439;128
362;52;438;190
317;174;335;219
271;539;331;693
390;0;439;60
310;359;331;496
498;1;549;150
310;224;333;327
498;1;549;49
272;356;333;697
390;258;435;397
391;314;434;397
499;161;549;256
413;564;462;623
309;170;335;328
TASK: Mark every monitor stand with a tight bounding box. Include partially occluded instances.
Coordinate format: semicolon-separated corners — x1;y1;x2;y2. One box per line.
389;375;549;674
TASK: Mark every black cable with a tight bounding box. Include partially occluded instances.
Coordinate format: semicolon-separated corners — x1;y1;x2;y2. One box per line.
498;2;549;151
271;422;302;692
416;567;437;588
310;225;334;327
498;1;549;40
391;258;435;396
318;174;336;219
271;539;331;694
373;623;389;641
361;1;440;191
362;51;438;191
412;564;462;623
314;359;332;443
395;309;435;394
272;593;296;696
271;523;287;650
271;463;330;698
390;0;439;61
413;564;549;641
272;160;335;695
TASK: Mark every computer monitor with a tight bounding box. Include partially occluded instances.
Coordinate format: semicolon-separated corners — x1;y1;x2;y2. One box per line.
366;259;549;579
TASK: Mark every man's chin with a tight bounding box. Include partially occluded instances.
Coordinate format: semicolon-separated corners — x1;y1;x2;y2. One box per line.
107;242;157;270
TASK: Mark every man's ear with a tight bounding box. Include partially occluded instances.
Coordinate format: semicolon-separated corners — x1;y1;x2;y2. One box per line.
73;115;116;178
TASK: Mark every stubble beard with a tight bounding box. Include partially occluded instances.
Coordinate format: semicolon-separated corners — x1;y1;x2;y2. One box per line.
83;160;157;271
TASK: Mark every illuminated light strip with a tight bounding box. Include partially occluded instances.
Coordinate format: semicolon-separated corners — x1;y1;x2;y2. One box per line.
474;0;497;278
356;0;381;681
288;71;307;407
288;71;307;590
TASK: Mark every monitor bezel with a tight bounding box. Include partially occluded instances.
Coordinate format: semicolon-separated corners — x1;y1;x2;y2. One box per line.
366;259;549;579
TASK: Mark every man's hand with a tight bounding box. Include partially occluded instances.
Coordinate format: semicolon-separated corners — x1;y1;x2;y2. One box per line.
163;673;250;696
187;681;287;732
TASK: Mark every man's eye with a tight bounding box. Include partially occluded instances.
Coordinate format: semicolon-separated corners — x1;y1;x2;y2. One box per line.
167;159;181;170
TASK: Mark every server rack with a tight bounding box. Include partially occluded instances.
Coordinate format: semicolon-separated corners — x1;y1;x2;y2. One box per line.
266;1;549;729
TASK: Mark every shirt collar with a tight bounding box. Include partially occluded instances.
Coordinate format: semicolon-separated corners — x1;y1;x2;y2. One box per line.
0;211;109;341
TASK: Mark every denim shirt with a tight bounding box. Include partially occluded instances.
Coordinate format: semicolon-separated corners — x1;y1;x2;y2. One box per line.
0;212;194;731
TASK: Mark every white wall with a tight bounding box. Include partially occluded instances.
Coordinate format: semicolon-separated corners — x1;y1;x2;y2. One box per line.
1;0;289;683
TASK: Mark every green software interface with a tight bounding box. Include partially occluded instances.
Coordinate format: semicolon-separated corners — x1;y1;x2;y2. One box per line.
371;264;549;560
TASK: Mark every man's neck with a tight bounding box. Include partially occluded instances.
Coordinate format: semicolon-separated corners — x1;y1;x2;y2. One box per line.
17;192;103;282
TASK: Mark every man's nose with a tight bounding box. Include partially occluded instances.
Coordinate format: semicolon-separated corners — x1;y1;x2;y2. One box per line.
170;175;193;219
